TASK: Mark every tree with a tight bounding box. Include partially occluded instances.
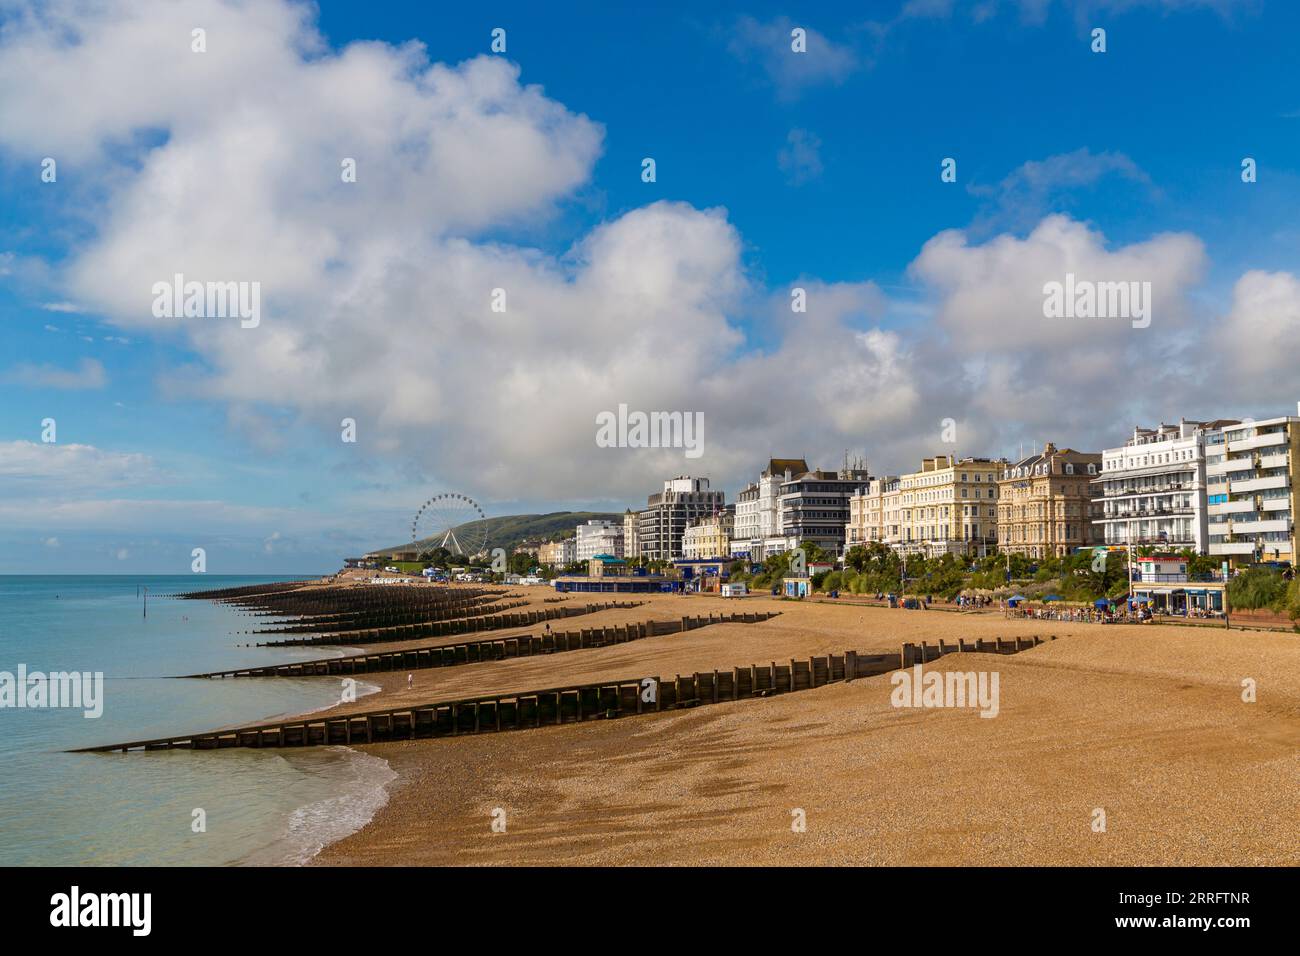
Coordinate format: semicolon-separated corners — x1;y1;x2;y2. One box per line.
844;545;871;573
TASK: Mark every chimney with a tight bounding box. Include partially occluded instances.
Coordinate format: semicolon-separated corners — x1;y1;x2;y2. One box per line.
1043;441;1057;455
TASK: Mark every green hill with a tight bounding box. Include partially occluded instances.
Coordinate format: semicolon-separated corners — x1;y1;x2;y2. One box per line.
376;511;623;556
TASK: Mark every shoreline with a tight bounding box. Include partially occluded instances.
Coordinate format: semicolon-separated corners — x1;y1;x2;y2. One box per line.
297;593;1299;866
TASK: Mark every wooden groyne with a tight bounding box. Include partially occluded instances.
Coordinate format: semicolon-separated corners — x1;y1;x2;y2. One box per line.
183;612;782;678
253;600;644;648
75;635;1049;753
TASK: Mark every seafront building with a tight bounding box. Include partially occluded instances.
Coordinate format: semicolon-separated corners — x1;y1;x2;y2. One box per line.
730;481;761;558
846;455;1001;556
778;465;872;557
636;476;726;562
574;519;624;561
997;443;1102;558
622;509;640;561
847;476;901;549
729;459;810;560
1093;419;1238;552
681;508;734;560
538;537;577;567
898;455;1002;556
1207;408;1300;566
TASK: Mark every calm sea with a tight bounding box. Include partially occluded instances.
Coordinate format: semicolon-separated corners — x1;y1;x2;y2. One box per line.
0;575;395;866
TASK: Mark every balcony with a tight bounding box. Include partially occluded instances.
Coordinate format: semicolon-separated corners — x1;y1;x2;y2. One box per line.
1229;475;1289;494
1227;518;1291;535
1209;542;1255;555
1100;506;1194;520
1226;431;1288;453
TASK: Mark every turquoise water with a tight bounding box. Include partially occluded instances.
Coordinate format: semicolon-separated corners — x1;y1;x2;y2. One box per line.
0;575;395;866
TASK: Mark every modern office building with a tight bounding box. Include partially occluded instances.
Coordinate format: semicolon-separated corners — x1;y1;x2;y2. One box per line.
1207;408;1300;566
1093;419;1238;552
778;465;872;557
574;519;624;561
636;476;726;562
997;443;1102;558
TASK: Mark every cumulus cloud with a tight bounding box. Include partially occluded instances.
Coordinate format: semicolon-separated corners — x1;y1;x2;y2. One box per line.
0;0;1286;511
1217;270;1300;385
906;214;1217;453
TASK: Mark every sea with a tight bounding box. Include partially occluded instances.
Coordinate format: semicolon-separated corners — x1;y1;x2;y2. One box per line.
0;575;396;866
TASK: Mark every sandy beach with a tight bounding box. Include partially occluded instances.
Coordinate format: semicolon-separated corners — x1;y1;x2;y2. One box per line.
286;590;1300;866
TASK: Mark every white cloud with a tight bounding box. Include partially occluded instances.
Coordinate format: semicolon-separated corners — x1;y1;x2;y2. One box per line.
0;0;1285;509
2;357;108;389
969;148;1154;233
0;440;158;489
778;128;824;186
726;16;859;100
1217;270;1300;383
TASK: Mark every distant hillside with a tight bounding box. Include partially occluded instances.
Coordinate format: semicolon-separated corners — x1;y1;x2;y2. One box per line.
376;512;622;556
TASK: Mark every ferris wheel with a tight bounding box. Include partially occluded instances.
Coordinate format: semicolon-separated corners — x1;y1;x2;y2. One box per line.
411;493;489;557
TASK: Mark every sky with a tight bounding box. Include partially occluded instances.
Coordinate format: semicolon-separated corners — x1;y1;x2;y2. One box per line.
1;0;1298;573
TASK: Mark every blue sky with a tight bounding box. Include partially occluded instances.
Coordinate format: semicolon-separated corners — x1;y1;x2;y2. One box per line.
1;0;1298;572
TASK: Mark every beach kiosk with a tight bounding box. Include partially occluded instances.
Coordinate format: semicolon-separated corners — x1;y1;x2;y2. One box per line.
782;576;810;599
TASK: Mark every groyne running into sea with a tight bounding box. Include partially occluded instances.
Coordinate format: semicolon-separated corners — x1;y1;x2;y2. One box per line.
181;612;782;678
75;635;1052;753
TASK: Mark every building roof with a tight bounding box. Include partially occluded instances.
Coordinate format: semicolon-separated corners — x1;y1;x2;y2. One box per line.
1003;442;1100;476
762;458;810;478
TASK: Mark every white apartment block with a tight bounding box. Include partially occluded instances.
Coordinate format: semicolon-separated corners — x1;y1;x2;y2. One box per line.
1206;407;1300;566
730;458;809;560
731;482;760;557
1093;419;1236;552
574;519;624;561
622;509;640;561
